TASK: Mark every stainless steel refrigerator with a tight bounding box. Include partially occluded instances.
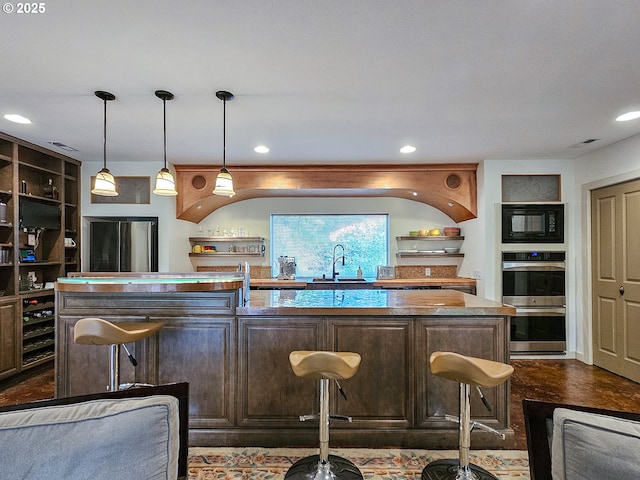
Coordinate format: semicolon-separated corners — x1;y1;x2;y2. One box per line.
89;217;158;272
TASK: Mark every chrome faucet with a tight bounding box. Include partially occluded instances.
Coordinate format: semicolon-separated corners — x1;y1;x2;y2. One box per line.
332;244;345;280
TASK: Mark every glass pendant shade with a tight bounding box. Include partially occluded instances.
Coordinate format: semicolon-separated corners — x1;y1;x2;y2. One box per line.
93;90;118;196
153;90;177;196
213;167;235;197
91;167;118;196
153;167;178;196
212;90;235;197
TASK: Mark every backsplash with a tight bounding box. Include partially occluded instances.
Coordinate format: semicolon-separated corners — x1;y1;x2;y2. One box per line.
198;264;458;279
197;265;273;278
395;265;458;278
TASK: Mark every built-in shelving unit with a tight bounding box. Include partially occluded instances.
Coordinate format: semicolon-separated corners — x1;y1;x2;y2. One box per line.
21;290;55;368
188;237;265;258
0;132;81;379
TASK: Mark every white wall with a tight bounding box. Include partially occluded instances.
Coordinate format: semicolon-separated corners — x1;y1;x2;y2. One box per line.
571;133;640;363
81;161;188;272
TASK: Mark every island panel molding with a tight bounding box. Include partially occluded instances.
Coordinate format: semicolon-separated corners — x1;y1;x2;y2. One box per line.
174;164;478;224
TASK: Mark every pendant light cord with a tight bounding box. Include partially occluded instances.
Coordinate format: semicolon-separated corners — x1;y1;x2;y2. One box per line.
163;97;167;169
102;98;107;170
222;96;227;169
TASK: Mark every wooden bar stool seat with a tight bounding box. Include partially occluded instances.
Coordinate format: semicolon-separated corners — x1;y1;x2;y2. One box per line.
285;350;363;480
74;317;163;392
422;351;514;480
289;350;361;380
430;351;514;388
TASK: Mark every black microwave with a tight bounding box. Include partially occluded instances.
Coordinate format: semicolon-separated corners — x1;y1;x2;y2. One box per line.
502;204;564;243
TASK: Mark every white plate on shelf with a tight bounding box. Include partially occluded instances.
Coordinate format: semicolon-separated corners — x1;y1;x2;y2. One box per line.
398;249;418;253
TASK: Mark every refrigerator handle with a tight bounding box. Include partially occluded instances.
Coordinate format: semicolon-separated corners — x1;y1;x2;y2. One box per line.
147;222;152;271
117;221;122;271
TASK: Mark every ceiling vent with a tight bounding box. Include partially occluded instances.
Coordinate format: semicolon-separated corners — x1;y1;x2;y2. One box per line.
47;141;78;151
569;138;599;148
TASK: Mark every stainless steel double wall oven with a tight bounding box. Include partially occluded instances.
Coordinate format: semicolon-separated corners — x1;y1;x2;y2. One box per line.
502;251;566;353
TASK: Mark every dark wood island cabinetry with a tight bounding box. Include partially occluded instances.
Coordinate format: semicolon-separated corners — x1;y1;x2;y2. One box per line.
56;277;515;449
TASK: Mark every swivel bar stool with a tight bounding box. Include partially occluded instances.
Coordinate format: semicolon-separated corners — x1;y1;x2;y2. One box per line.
422;351;514;480
73;317;163;392
285;350;363;480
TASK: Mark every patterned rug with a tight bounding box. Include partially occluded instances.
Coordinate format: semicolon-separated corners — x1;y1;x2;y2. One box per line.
188;447;530;479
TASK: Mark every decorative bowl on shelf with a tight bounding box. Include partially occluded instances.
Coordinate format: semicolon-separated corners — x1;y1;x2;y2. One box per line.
443;227;461;236
428;229;441;236
409;231;419;237
444;247;459;253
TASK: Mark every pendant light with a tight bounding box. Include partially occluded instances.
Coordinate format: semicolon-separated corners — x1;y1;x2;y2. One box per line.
153;90;178;196
212;90;235;197
91;91;118;196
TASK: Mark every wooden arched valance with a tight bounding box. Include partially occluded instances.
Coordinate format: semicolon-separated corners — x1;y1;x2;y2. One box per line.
174;163;477;224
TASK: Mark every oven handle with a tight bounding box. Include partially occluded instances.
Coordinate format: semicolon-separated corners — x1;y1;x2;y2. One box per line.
515;307;566;315
502;261;566;271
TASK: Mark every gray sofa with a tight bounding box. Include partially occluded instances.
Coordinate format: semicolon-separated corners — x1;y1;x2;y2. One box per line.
523;399;640;480
551;408;640;480
0;383;188;480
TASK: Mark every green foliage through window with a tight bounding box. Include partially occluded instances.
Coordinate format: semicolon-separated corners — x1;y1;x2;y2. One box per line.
271;214;388;278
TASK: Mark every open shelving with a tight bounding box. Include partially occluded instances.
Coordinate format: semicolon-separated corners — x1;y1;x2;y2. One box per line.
395;235;465;258
0;132;81;379
188;236;265;258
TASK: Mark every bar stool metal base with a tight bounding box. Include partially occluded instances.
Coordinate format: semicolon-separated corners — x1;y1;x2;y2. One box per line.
421;459;497;480
285;454;363;480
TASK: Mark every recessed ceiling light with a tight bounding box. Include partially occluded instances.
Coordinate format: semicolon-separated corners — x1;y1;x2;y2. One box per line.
4;113;32;124
616;111;640;122
254;145;269;153
400;145;416;154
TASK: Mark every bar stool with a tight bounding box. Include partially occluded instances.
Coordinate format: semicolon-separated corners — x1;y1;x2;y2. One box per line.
73;317;163;392
422;351;514;480
285;350;363;480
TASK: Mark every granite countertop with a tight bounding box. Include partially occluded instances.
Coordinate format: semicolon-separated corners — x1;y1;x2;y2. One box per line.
238;289;514;316
56;274;245;293
250;277;476;288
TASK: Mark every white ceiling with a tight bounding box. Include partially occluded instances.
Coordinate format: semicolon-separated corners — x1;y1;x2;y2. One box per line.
1;0;640;168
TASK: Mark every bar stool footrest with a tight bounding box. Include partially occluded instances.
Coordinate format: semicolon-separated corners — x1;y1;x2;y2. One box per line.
285;454;363;480
422;459;497;480
118;382;156;390
329;414;352;422
442;414;506;440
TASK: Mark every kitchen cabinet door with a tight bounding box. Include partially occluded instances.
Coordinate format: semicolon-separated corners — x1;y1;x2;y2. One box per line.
415;316;511;447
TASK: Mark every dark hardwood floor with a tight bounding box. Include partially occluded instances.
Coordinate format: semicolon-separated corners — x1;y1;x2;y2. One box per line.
2;359;640;450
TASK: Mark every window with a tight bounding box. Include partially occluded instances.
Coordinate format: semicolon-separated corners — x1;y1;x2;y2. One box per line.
271;214;388;278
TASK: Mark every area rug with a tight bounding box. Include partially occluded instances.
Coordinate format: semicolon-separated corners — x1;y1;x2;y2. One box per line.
188;447;530;479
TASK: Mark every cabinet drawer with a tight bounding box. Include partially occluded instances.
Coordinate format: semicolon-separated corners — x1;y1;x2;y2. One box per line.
58;292;237;315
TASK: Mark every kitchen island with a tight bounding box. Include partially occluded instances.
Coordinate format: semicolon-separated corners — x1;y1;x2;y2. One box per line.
56;277;515;449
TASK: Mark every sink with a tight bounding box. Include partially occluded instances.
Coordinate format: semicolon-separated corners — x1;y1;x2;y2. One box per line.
311;277;368;282
307;277;373;289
